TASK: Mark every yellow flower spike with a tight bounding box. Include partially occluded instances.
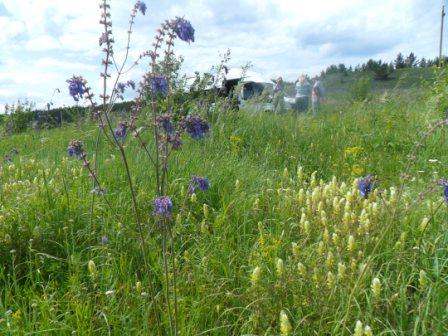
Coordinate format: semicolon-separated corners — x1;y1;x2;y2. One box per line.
317;241;325;255
354;320;364;336
420;217;430;232
279;310;292;336
298;188;305;204
350;258;358;272
317;201;324;213
303;221;311;236
300;213;307;226
364;325;373;336
337;262;346;279
323;228;330;243
200;220;208;234
312;267;319;284
371;277;381;300
190;193;197;203
203;204;209;219
332;233;339;246
136;281;142;292
326;251;335;268
333;197;340;214
251;266;262;286
291;242;299;258
326;271;335;288
176;213;182;226
88;260;97;277
276;258;284;278
419;270;427;290
283;167;289;178
297;262;306;276
347;235;356;253
180;185;185;198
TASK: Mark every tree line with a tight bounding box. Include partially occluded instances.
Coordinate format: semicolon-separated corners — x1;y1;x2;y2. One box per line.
322;52;448;80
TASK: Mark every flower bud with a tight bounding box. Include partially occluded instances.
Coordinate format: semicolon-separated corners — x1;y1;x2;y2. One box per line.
251;266;261;286
291;242;299;258
276;258;284;277
371;277;381;300
419;270;427;290
279;310;292;336
88;260;97;277
190;193;197;203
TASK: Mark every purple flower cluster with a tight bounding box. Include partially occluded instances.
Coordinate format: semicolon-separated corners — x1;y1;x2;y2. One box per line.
172;17;195;43
67;77;85;102
181;115;210;140
149;76;169;96
67;140;85;159
116;80;136;94
136;1;147;15
113;123;128;144
188;175;210;193
156;114;174;134
153;196;173;217
438;179;448;203
358;175;375;198
168;132;182;150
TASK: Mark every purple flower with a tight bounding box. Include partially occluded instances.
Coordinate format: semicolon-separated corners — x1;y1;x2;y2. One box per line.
67;140;85;159
113;123;128;143
188;175;210;193
156;114;174;134
127;80;136;90
149;76;169;96
181;115;209;140
168;132;182;150
358;175;375;198
172;17;195;43
153;196;173;217
438;179;448;203
117;82;126;93
67;77;85;102
136;1;147;15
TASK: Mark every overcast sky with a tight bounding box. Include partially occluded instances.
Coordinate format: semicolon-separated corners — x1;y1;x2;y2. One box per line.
0;0;444;111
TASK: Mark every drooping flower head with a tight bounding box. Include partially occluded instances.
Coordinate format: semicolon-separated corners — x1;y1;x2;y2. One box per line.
168;132;182;150
156;114;174;134
113;122;128;144
181;114;210;140
149;75;169;96
117;82;127;94
67;77;85;102
67;140;85;159
126;80;136;90
358;175;375;198
136;1;147;15
153;196;173;217
188;175;210;193
438;179;448;203
172;17;195;43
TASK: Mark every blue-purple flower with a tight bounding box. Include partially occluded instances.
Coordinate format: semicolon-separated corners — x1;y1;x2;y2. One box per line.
67;140;85;159
156;114;174;134
168;132;182;150
172;17;195;43
358;175;375;198
181;115;209;140
127;80;136;90
136;1;147;15
149;76;169;96
113;123;128;144
67;77;85;102
188;175;210;193
117;82;126;93
439;179;448;203
153;196;173;217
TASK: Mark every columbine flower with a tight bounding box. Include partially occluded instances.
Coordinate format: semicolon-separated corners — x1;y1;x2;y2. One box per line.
117;82;126;93
156;114;174;134
188;175;210;193
67;140;85;159
153;196;173;217
113;123;128;144
127;80;136;90
168;132;182;150
172;17;195;43
67;77;85;101
358;175;375;198
181;114;210;140
136;1;147;15
438;179;448;203
149;75;169;96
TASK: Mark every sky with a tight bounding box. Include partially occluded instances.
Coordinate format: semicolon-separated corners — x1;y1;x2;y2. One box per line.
0;0;444;112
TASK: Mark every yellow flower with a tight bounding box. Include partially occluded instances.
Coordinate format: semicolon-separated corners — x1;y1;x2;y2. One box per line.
279;310;292;336
371;277;381;300
351;164;365;176
251;266;262;286
344;146;364;157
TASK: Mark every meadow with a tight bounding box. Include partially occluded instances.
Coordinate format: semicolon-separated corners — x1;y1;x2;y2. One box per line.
0;78;447;335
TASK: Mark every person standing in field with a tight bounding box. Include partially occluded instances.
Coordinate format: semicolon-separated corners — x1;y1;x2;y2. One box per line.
294;75;311;112
311;78;323;116
273;76;285;113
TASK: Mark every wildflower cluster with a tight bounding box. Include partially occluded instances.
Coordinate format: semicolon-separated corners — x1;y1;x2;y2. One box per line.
180;114;210;139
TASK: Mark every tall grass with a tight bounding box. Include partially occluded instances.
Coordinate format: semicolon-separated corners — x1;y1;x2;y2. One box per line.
0;88;447;335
